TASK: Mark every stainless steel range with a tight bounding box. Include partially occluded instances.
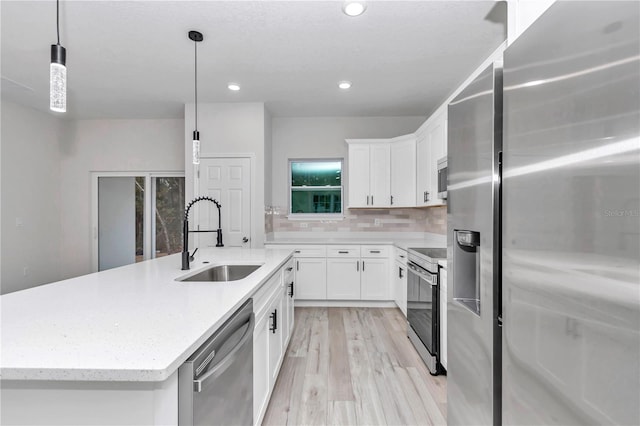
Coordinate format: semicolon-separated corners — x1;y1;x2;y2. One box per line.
407;247;446;375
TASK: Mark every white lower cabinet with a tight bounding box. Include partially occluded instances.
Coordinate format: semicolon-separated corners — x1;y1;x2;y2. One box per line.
361;257;389;300
439;266;448;369
253;259;295;426
283;270;295;339
253;309;270;423
295;258;327;300
394;261;408;316
267;295;283;384
327;257;361;300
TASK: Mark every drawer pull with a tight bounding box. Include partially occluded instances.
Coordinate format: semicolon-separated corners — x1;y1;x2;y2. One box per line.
270;309;278;333
369;250;381;254
294;250;301;253
338;251;349;254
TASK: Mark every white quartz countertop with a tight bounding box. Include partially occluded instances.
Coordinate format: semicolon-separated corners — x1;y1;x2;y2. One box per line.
0;248;293;382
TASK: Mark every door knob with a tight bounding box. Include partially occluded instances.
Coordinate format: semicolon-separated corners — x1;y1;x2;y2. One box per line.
242;237;249;243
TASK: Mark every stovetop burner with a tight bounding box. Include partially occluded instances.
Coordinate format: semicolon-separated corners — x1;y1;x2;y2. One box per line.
409;247;446;259
407;247;446;272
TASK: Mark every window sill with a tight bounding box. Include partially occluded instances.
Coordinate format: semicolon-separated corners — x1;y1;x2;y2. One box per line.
286;214;345;221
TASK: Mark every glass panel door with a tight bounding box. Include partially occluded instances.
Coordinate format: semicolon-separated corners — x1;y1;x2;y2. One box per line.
94;173;184;272
153;176;185;257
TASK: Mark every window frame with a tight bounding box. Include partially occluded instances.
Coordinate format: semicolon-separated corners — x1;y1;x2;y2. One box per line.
288;158;345;220
90;171;185;272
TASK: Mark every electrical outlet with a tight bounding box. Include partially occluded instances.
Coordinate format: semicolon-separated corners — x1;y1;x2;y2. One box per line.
374;218;382;226
23;266;28;277
15;217;23;227
300;222;308;228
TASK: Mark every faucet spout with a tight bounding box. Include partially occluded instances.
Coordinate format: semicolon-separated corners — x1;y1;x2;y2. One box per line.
181;196;223;270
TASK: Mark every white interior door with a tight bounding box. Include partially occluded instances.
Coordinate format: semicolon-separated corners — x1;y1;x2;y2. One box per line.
197;158;251;248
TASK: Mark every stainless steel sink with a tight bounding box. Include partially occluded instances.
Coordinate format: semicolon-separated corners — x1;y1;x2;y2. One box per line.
177;264;262;282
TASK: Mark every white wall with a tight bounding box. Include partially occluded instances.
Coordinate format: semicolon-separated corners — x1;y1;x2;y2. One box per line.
59;118;184;280
184;102;267;247
264;107;273;207
1;101;64;294
507;0;556;44
271;116;424;207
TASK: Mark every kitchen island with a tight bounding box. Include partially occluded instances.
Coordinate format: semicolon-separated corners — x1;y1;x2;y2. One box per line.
0;247;293;425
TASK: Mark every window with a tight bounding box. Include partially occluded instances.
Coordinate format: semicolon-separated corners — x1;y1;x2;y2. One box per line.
289;160;343;217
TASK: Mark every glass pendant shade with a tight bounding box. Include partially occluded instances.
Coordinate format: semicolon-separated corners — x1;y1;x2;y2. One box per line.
192;131;200;165
50;44;66;113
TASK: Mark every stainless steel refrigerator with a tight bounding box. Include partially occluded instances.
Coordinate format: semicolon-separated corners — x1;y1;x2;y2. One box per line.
448;2;639;425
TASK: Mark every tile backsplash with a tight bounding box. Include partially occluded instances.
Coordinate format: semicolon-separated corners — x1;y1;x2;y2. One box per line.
265;206;446;235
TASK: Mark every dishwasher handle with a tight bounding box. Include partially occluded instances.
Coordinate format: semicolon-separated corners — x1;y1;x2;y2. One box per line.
193;312;255;392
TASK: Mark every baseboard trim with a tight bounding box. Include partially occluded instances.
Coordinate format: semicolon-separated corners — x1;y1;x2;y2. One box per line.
294;300;397;308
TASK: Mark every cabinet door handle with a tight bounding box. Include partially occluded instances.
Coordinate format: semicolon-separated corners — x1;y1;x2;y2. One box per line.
362;260;365;271
399;267;404;279
371;196;374;205
296;260;299;271
357;261;359;272
270;309;278;333
390;195;394;205
426;191;430;202
289;281;294;298
366;195;369;205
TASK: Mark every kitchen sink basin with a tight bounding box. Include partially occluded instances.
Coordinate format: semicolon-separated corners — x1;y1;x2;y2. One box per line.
177;264;262;282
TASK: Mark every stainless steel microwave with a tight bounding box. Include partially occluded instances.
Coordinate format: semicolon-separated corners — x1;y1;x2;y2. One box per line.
437;157;447;199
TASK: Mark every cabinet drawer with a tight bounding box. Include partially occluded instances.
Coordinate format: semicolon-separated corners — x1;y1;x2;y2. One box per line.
291;246;327;258
283;258;295;284
361;245;390;258
394;247;408;265
253;271;282;320
326;246;361;258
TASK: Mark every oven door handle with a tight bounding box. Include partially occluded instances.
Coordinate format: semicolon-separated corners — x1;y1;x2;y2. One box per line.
193;312;255;392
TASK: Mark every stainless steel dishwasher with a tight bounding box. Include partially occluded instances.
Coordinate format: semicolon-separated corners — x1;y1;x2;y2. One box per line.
179;299;254;426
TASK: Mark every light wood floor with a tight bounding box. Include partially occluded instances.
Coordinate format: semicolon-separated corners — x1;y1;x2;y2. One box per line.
262;307;447;426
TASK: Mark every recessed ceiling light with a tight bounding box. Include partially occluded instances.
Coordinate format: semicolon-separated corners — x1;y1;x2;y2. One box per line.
338;81;352;90
343;1;366;17
228;83;240;91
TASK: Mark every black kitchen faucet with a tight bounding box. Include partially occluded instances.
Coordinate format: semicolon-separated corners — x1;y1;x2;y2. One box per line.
182;196;223;270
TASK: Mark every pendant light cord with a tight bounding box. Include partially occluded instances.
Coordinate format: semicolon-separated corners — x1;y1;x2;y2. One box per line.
56;0;60;45
194;39;198;131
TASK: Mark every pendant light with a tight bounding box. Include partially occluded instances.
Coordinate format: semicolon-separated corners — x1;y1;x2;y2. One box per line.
189;30;203;165
50;0;66;113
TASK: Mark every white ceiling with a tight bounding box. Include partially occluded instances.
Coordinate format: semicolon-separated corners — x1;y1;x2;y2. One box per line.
1;1;506;119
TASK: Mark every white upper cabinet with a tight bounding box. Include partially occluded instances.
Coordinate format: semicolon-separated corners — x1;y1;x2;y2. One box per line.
347;144;372;208
428;113;447;205
390;135;417;207
416;111;447;207
347;141;390;208
347;136;415;209
416;130;431;206
370;144;391;207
